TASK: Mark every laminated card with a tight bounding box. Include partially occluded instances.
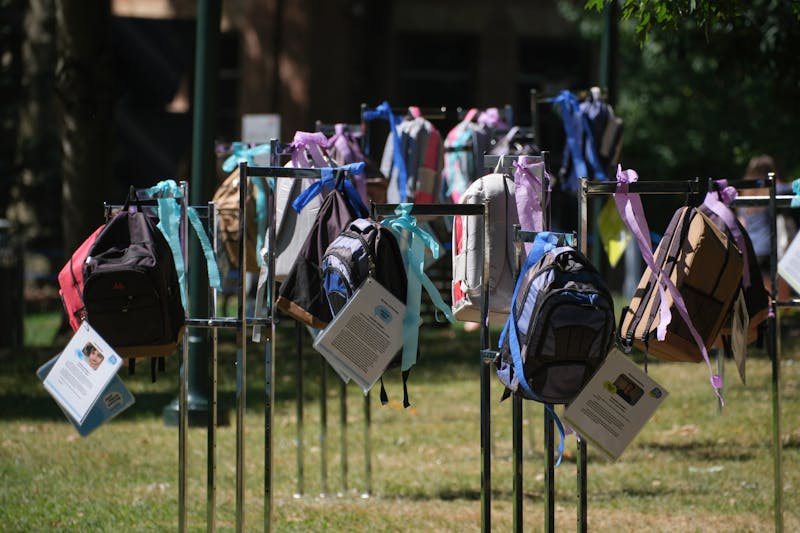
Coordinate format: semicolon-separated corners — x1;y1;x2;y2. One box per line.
564;350;669;460
42;321;124;425
313;277;405;392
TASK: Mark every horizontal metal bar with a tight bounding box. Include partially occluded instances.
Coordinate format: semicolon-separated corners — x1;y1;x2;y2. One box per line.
371;203;484;217
243;166;326;179
484;154;545;171
480;349;499;363
515;229;576;246
731;196;794;208
582;179;707;195
186;317;272;329
776;299;800;308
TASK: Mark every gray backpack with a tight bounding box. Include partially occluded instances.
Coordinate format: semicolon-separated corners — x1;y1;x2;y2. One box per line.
495;244;615;404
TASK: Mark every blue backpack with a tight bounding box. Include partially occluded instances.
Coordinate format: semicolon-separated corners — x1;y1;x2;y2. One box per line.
496;240;615;405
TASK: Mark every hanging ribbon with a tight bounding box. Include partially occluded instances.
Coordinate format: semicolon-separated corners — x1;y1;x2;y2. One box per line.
221;142;271;173
614;166;723;403
513;156;551;250
363;101;409;202
381;204;455;372
138;180;222;308
289;131;329;168
791;179;800;208
497;231;565;466
702;180;749;288
291;163;368;217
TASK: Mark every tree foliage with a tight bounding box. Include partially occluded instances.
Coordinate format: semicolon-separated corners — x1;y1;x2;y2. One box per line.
579;0;800;189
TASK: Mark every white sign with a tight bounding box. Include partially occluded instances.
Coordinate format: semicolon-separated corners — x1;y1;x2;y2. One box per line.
313;278;406;392
242;114;281;145
38;354;134;436
564;350;669;460
42;322;124;424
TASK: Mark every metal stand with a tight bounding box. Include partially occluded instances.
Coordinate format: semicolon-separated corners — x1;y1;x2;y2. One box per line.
580;175;786;533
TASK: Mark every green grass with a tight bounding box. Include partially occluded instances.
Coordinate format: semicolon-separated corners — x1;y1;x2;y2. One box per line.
1;312;799;531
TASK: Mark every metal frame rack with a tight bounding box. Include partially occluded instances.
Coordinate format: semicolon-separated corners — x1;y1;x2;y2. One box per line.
579;174;787;533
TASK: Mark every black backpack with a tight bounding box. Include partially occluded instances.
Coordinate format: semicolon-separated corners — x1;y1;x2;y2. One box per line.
82;204;185;365
275;173;368;329
496;245;615;404
320;218;412;404
321;218;407;316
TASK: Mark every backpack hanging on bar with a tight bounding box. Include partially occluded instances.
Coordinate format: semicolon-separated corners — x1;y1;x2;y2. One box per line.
82;191;185;359
615;169;743;370
275;165;369;329
699;181;769;346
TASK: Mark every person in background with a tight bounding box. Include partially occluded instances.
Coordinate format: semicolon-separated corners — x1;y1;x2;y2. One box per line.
737;154;796;300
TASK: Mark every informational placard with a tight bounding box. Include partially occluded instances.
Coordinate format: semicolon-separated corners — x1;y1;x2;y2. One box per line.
242;113;281;147
42;322;124;424
37;354;134;436
730;290;749;385
564;350;669;460
313;278;405;392
778;231;800;294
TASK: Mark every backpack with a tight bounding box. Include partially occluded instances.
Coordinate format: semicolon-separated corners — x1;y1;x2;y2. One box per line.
699;184;769;345
320;218;409;399
321;218;407;317
82;205;185;359
442;109;494;203
619;205;743;363
452;157;548;325
212;166;266;273
495;242;615;404
451;173;518;325
275;170;369;329
376;106;443;204
58;224;106;332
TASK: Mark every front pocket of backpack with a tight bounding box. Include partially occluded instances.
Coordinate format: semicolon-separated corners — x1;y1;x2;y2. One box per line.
83;270;165;346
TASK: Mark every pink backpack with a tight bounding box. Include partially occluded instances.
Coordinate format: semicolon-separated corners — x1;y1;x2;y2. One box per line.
58;224;106;331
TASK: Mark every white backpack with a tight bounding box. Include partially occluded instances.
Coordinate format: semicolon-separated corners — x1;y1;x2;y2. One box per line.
451;173;519;325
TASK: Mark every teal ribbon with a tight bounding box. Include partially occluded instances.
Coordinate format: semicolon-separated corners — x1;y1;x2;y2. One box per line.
381;203;455;371
221;142;271;174
791;179;800;208
139;180;222;308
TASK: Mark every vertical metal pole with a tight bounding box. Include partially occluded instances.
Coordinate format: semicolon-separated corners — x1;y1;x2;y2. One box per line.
207;201;218;533
768;173;784;532
715;348;724;413
512;227;524;533
576;178;590;532
235;162;248;533
480;200;492;532
363;392;372;498
294;320;305;498
512;396;523;533
178;182;190;533
577;437;587;533
265;140;280;532
340;381;349;496
544;405;555;533
320;359;329;497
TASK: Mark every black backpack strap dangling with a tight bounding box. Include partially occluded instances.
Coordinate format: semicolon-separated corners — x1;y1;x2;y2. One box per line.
379;377;389;405
401;369;411;408
128;357;136;375
150;357;157;383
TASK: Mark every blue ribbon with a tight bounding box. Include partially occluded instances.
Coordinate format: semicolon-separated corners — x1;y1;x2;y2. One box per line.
548;91;607;191
363;101;409;202
139;180;222;308
381;204;455;371
498;231;566;466
291;163;368;217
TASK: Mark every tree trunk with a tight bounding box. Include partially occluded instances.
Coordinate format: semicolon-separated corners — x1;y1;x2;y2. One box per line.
55;0;113;256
